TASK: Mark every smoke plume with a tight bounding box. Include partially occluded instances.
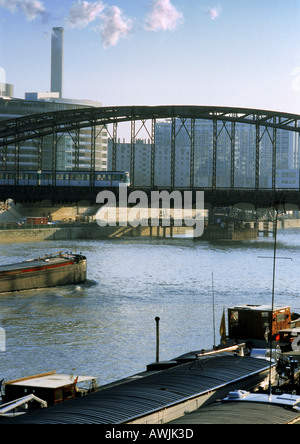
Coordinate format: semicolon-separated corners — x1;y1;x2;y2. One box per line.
67;0;105;29
100;6;132;49
144;0;183;32
67;1;132;48
207;6;221;20
67;0;183;48
0;0;47;21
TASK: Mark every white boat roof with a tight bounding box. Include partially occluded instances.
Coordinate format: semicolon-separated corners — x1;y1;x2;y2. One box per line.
223;390;300;411
6;374;96;389
279;327;300;334
228;304;290;312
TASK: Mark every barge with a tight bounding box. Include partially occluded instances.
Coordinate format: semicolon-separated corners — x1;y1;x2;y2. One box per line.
0;252;86;293
1;306;300;423
0;345;277;423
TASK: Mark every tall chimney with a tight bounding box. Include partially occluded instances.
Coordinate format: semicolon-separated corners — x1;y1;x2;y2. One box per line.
51;27;64;98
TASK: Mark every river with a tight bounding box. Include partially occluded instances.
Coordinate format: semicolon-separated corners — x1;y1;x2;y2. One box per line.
1;230;300;385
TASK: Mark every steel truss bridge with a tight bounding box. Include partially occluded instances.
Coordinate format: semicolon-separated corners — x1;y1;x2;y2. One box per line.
1;105;300;207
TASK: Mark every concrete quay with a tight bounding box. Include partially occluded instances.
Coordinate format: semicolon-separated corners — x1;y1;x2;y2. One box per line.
0;202;299;243
0;222;258;243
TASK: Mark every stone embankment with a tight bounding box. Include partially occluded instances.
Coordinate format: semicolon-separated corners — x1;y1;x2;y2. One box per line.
0;202;299;243
0;222;257;243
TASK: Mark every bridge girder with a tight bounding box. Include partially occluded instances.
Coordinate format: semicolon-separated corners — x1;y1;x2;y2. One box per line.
1;105;300;207
1;105;300;145
1;185;300;209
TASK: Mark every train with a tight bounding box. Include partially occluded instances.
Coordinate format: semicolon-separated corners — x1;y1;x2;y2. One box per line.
0;170;130;187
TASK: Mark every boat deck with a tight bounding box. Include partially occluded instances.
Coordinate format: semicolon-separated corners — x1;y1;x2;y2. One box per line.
0;353;274;424
0;256;72;274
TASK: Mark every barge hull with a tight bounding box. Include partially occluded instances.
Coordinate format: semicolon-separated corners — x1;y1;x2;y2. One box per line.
0;257;86;293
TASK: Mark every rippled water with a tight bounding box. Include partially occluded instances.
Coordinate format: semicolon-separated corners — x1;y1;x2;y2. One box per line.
1;230;300;385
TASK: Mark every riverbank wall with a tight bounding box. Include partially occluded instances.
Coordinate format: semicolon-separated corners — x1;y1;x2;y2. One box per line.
1;202;300;243
0;223;258;243
0;218;299;244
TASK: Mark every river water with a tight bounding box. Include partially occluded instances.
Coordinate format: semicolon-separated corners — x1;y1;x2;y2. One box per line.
1;230;300;386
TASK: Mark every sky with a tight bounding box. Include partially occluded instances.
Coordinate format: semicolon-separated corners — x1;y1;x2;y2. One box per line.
0;0;300;115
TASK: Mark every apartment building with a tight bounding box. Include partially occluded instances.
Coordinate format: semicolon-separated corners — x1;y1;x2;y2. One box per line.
0;90;107;172
107;118;299;189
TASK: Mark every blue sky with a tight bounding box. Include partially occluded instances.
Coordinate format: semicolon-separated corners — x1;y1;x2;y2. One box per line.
0;0;300;114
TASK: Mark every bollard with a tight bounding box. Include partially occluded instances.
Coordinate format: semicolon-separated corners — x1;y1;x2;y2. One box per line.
155;317;160;363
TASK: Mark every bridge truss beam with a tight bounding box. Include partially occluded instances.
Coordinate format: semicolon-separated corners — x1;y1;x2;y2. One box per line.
1;106;300;205
1;106;300;146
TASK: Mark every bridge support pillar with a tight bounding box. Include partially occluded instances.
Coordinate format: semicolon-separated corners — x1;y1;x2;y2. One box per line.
263;221;271;236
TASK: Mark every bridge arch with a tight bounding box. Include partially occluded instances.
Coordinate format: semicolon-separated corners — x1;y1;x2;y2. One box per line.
1;106;300;205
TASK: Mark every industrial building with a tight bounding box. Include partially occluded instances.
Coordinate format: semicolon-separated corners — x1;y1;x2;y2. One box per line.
0;27;107;173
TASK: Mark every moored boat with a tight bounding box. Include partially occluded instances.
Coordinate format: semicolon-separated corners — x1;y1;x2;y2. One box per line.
0;252;87;293
225;304;300;351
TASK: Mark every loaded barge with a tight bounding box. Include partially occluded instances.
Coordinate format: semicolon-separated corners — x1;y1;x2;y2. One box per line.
1;305;300;424
0;344;277;423
0;252;86;293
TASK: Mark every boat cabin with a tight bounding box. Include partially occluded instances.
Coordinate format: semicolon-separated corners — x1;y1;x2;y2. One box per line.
228;305;291;345
3;371;97;406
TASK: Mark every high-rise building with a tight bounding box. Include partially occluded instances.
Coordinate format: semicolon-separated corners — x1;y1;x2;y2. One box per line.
51;27;64;98
0;94;108;172
107;138;151;186
107;119;300;189
0;83;13;98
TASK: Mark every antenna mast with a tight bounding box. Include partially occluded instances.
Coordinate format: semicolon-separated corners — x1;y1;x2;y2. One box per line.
268;203;279;399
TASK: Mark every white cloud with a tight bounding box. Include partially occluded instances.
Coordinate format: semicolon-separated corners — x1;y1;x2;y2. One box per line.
144;0;183;32
67;2;132;48
0;0;47;21
99;6;133;49
66;0;183;49
207;6;221;20
67;0;105;29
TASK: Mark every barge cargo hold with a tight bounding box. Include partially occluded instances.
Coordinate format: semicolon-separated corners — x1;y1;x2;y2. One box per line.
0;253;86;293
0;345;277;424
